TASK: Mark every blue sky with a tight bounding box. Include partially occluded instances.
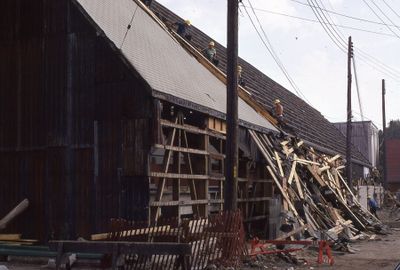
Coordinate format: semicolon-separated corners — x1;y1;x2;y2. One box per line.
157;0;400;129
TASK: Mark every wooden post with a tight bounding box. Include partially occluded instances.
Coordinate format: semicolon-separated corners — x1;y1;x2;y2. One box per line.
225;0;239;211
382;79;388;189
346;36;353;190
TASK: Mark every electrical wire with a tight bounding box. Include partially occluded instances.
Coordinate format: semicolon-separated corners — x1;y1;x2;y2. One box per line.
303;0;400;81
287;0;400;28
246;0;307;101
382;0;400;19
306;0;346;52
120;5;140;49
368;0;400;33
352;54;370;150
242;6;397;38
245;3;400;81
242;0;313;104
361;0;400;39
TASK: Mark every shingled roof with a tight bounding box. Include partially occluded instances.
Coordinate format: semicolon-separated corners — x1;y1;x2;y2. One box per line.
151;1;370;166
73;0;277;133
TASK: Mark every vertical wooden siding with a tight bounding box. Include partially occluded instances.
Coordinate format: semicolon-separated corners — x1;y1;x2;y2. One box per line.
0;0;152;241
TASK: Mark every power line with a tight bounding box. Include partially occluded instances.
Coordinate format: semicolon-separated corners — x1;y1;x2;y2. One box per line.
369;0;400;33
246;4;400;81
303;0;400;81
242;0;312;104
241;6;398;38
287;0;400;28
361;0;400;39
382;0;400;19
306;0;346;51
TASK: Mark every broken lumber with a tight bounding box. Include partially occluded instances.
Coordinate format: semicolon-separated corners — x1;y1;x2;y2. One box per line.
0;199;29;230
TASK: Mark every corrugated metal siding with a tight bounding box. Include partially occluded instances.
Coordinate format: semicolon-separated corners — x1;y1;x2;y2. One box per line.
387;139;400;185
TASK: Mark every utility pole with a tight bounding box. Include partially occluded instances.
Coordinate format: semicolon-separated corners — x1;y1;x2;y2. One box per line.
225;0;239;211
382;79;388;189
346;36;353;189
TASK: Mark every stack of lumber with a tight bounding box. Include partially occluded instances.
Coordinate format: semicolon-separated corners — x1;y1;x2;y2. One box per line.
0;234;37;246
249;130;383;245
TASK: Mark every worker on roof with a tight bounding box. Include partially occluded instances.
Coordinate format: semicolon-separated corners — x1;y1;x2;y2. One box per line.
174;19;192;41
202;41;219;66
237;65;246;87
274;99;283;122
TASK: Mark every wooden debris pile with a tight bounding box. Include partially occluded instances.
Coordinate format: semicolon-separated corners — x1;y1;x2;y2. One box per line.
249;130;384;247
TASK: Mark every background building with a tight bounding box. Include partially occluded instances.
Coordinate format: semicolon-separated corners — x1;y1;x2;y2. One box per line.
334;121;379;177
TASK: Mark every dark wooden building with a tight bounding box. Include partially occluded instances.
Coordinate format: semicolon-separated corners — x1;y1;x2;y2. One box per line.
0;0;370;242
0;0;280;241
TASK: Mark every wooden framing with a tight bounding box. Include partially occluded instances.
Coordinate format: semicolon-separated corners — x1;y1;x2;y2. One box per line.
149;105;277;235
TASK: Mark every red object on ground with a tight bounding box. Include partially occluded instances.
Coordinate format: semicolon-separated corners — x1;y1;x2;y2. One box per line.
249;238;334;265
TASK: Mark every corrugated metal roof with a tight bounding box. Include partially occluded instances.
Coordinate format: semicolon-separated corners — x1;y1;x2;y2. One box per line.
74;0;277;132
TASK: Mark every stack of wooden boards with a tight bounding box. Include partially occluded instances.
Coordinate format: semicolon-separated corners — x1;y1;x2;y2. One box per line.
0;234;37;246
249;130;383;246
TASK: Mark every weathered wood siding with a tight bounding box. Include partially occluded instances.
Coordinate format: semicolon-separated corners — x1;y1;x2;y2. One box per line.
0;0;152;241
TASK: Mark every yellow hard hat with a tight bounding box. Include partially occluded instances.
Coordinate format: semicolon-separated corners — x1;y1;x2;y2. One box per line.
274;99;281;104
209;41;215;46
185;19;191;26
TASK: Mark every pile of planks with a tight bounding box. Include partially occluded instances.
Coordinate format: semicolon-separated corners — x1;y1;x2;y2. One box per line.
249;130;383;246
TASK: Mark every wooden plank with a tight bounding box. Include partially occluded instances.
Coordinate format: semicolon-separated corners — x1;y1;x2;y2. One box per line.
237;197;272;202
306;165;326;187
249;130;277;171
150;172;224;181
318;165;331;174
161;119;225;139
328;154;341;163
274;151;284;177
0;234;21;241
150;199;223;207
152;117;178;221
182;128;200;217
154;144;208;155
0;199;29;230
335;169;381;223
293;158;320;165
296;140;304;147
287;161;297;185
91;226;172;241
237;178;272;183
293;172;304;199
267;166;303;225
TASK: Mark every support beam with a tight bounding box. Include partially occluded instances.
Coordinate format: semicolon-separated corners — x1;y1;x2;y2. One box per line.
382;79;388;189
225;0;239;211
346;36;353;189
